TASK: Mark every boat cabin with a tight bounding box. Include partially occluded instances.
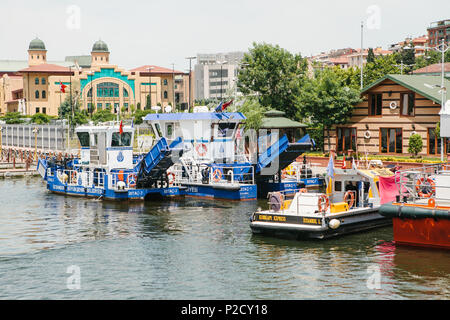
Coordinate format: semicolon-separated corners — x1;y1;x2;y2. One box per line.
143;112;246;163
75;123;134;170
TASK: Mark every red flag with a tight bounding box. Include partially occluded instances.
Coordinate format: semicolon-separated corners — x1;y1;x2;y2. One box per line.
221;99;233;111
59;82;67;93
119;120;123;135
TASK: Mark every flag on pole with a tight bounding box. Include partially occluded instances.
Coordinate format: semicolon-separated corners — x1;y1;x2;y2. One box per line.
119;120;123;135
326;154;334;194
221;99;233;111
59;82;67;93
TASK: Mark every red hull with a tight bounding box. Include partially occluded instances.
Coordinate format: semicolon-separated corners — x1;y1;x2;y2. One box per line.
393;218;450;249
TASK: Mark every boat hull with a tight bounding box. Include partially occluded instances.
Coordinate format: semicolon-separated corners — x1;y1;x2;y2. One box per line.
250;208;390;240
380;203;450;249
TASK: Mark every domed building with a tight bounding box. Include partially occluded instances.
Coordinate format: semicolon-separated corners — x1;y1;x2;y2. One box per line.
0;38;192;116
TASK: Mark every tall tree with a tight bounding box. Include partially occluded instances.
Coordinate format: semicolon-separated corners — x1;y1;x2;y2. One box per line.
367;48;375;63
237;42;308;119
296;67;362;151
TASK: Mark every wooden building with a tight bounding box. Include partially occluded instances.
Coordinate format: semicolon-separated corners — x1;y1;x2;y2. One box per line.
325;74;450;156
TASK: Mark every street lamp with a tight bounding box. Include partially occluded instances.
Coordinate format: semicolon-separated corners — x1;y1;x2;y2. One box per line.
86;71;94;117
146;66;154;109
216;60;227;101
185;56;196;112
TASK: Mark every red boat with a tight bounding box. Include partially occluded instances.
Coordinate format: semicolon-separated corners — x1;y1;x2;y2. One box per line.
379;163;450;249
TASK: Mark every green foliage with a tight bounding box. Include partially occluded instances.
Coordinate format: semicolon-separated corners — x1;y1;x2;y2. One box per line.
398;42;415;72
362;53;402;85
306;125;324;151
1;112;25;124
408;133;423;157
435;122;440;139
31;113;51;124
91;109;116;123
73;111;89;125
237;42;308;119
237;97;267;130
296;68;362;127
133;109;155;125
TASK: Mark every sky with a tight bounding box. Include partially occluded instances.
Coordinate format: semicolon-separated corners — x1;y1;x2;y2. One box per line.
0;0;449;71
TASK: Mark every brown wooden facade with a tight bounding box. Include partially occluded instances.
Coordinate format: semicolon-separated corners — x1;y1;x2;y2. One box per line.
325;77;444;156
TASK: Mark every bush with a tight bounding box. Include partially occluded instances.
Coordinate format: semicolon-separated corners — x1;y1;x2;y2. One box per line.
1;112;25;124
91;109;116;123
133;109;155;125
31;113;51;124
408;133;423;157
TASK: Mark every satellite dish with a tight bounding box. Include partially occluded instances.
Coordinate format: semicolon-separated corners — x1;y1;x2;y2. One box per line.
165;105;172;113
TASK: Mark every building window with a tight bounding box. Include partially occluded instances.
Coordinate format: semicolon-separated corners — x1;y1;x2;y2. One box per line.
41;78;46;85
163;91;168;99
163;79;168;85
42;90;46;99
368;93;382;116
380;128;402;153
97;82;119;97
114;103;119;113
42;107;46;114
35;107;40;113
97;103;102;110
87;88;92;97
427;128;450;155
35;90;40;99
400;92;415;116
35;77;39;85
123;88;128;97
124;103;129;112
336;127;357;153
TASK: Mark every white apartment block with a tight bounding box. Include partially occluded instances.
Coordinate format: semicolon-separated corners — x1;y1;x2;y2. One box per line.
194;52;245;101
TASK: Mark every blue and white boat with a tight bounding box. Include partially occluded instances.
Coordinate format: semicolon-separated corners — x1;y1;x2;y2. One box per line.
37;108;313;201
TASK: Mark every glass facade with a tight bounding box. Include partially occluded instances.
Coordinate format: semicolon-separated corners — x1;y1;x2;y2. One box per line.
97;82;119;97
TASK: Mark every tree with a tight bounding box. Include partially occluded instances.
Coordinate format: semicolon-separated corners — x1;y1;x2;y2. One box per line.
408;133;423;157
398;42;416;74
296;67;362;151
91;109;116;123
237;42;308;119
236;97;268;130
367;48;375;63
362;53;402;85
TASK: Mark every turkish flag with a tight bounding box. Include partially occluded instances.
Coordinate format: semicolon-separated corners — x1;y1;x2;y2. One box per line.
60;82;67;93
119;120;123;135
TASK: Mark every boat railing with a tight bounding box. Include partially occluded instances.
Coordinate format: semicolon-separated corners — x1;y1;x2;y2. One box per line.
267;189;324;215
209;165;255;185
110;171;137;190
395;162;450;203
170;163;255;185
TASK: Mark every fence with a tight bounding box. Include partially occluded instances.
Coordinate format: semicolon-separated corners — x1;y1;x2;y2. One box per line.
0;124;69;151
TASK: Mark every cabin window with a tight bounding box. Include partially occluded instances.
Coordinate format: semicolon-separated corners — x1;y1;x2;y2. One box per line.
217;123;236;138
154;123;163;137
334;180;342;192
400;92;415;116
336;127;356;153
166;123;174;138
368;93;382;116
380;128;402;153
111;132;132;147
77;132;90;147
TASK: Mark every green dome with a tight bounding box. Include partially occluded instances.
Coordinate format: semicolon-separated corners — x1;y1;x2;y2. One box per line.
29;38;46;50
92;40;109;52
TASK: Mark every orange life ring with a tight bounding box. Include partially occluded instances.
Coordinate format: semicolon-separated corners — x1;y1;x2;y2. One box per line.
71;171;77;182
167;172;176;185
212;168;222;182
127;173;137;188
344;191;355;208
318;194;329;213
299;188;308;193
195;143;208;157
415;177;435;198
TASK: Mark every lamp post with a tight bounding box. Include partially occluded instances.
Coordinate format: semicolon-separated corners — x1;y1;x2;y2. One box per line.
216;60;227;101
171;63;175;110
360;21;364;90
146;66;154;109
425;39;449;162
185;56;196;112
87;71;94;117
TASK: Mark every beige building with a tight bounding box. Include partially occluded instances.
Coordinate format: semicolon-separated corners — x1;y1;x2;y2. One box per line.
1;38;193;117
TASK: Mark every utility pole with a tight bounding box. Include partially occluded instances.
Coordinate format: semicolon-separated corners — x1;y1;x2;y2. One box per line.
185;56;196;112
171;63;175;110
360;21;364;90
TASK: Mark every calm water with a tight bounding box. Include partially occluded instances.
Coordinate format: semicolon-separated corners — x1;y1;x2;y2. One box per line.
0;177;449;300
